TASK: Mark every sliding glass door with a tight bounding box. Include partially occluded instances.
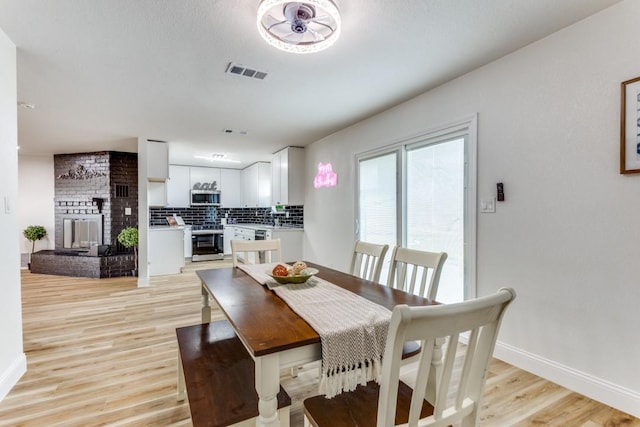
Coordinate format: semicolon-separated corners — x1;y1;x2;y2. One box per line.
406;137;465;303
357;152;398;248
356;118;476;302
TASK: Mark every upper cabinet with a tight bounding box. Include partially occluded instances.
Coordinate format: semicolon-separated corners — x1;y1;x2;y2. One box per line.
220;169;242;207
242;162;271;207
167;165;190;207
190;166;221;191
147;140;169;181
272;147;304;205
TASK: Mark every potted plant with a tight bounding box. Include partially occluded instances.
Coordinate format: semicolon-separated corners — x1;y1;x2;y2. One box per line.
23;225;47;268
117;226;139;276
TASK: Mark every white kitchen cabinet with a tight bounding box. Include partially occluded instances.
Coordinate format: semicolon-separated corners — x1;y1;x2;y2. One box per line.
220;169;242;207
242;165;257;207
184;226;192;259
147;140;169;181
148;181;167;207
149;228;184;276
190;166;221;191
271;147;304;205
242;162;271;207
223;225;235;255
167;165;190;207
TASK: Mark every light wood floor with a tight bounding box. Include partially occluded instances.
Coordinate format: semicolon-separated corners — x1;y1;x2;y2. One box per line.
1;261;638;426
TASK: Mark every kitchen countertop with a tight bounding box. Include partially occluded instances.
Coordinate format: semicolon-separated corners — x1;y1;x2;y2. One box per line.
224;223;303;232
149;226;185;231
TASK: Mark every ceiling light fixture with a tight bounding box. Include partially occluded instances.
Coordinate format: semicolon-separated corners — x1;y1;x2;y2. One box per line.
257;0;341;54
194;154;241;164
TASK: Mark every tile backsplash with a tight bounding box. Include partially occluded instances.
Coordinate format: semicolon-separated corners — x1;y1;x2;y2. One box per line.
149;205;304;228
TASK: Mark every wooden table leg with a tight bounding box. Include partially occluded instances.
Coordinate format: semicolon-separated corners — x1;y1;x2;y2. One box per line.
201;283;211;323
255;353;282;427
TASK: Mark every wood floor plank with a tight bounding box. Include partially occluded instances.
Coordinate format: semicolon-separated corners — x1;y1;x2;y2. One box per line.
0;262;637;426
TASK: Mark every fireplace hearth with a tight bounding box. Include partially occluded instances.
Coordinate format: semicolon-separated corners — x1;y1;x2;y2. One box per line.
31;250;136;278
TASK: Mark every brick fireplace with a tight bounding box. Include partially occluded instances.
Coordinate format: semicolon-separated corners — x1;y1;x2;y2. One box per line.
30;151;140;278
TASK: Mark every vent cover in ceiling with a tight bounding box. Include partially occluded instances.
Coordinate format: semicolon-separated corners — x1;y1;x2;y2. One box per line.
226;62;268;80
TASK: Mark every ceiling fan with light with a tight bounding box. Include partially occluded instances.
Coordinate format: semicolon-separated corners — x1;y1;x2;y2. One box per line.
257;0;341;54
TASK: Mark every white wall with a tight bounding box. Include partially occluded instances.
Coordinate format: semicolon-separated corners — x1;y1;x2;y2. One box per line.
0;27;26;401
303;0;640;417
18;155;55;254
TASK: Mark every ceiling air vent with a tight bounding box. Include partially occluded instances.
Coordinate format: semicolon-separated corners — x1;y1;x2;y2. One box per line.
226;62;268;80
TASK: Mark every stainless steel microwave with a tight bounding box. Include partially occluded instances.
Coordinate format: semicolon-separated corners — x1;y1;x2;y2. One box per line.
190;190;221;206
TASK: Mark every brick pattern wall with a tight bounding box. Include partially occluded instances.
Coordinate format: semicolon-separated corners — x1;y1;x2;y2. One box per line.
149;206;216;226
31;250;136;278
149;205;304;227
109;152;138;251
54;152;110;249
54;151;138;250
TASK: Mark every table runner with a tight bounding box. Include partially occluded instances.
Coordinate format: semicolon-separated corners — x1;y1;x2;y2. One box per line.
237;263;392;398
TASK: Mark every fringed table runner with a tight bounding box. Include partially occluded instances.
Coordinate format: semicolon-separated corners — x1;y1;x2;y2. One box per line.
237;263;392;398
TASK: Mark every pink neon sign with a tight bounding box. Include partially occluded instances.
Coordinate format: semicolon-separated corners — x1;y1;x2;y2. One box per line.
314;162;338;188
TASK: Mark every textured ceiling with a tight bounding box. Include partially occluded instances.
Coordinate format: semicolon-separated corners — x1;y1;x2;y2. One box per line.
0;0;621;168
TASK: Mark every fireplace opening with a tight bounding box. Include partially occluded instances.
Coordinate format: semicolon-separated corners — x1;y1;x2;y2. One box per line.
62;214;104;250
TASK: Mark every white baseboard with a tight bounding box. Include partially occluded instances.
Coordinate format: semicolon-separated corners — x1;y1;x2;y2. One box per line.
493;340;640;418
0;353;26;401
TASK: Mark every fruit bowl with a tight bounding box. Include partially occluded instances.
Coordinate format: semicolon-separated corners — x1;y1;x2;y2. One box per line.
268;268;319;284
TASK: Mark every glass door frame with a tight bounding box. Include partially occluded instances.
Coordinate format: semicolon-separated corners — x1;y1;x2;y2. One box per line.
354;115;477;300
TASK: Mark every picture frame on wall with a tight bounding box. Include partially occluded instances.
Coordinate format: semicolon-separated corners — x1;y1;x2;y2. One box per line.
620;76;640;174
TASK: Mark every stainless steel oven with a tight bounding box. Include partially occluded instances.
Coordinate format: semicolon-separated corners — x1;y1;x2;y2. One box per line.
191;225;224;261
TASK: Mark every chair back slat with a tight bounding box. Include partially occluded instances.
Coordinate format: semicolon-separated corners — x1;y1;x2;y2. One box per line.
434;332;459;419
230;239;281;267
408;337;435;425
350;240;389;283
376;288;516;427
387;247;447;300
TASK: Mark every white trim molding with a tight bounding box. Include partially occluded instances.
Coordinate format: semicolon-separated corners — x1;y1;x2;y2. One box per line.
493;341;640;418
0;352;26;402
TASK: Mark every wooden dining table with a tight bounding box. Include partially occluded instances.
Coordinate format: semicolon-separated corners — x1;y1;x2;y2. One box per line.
197;261;441;427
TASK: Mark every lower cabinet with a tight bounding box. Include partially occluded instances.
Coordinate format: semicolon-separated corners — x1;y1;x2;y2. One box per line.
149;228;184;276
184;226;192;259
223;226;235;255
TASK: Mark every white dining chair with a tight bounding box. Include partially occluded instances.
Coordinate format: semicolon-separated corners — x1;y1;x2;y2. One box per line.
349;240;389;283
386;246;448;363
386;246;447;300
303;288;516;427
231;238;282;267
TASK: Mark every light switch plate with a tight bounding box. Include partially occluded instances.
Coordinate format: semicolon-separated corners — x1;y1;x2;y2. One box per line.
480;197;496;213
125;207;132;215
